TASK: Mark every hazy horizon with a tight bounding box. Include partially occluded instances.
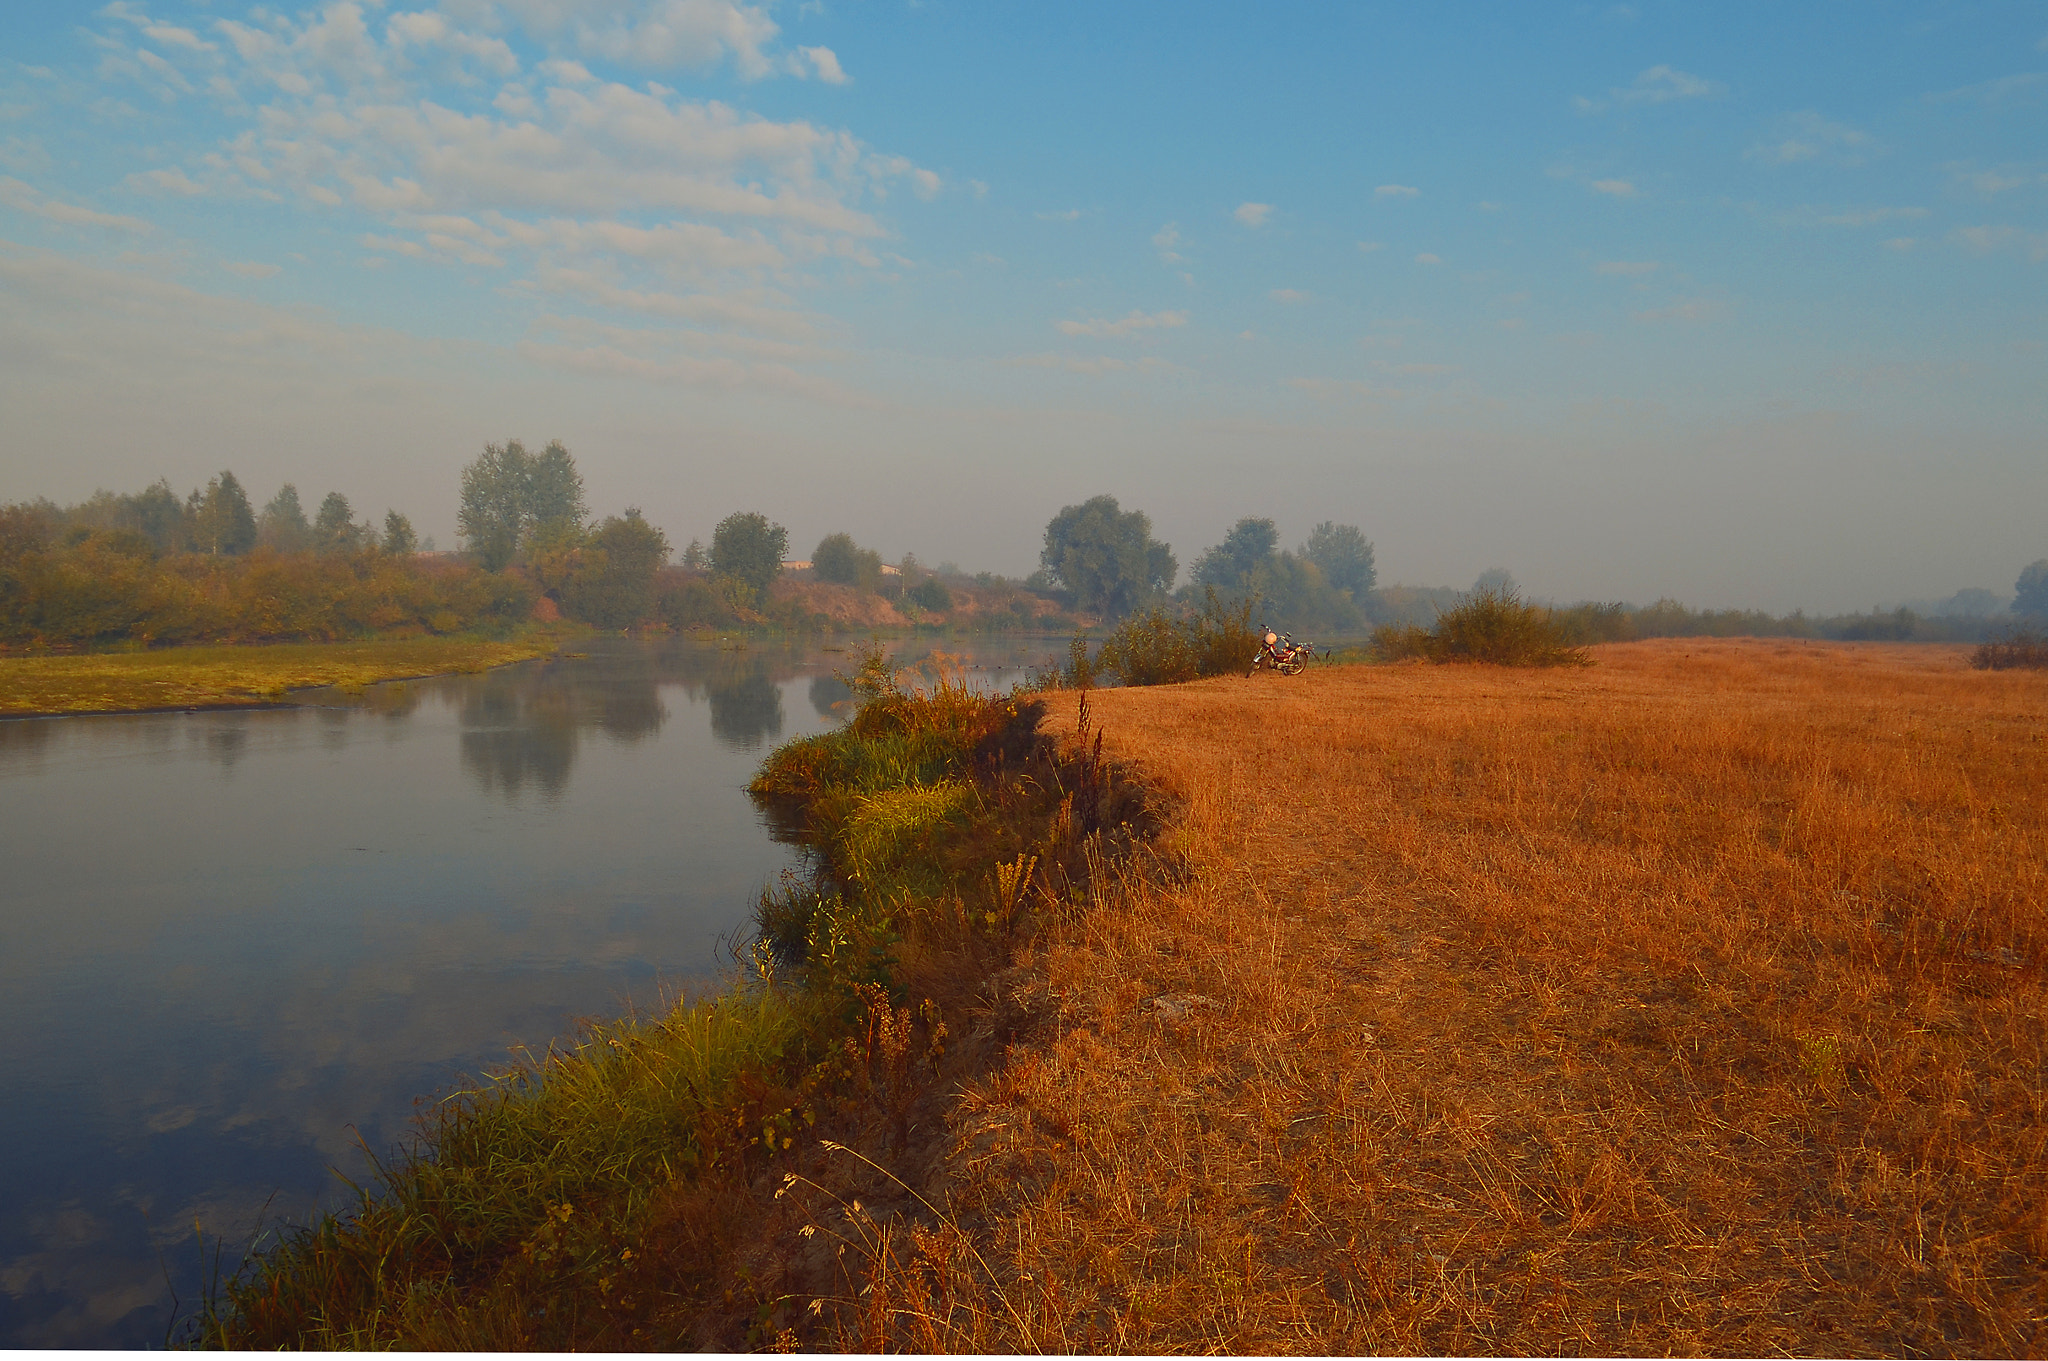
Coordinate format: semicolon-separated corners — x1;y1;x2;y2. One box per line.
3;1;2044;614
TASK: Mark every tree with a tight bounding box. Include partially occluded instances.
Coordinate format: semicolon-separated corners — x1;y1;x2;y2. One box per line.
314;492;359;553
457;439;589;571
711;512;787;598
1473;567;1519;597
259;484;312;553
381;510;418;556
2016;560;2048;617
561;509;671;628
188;471;257;555
910;576;952;612
1039;494;1177;617
1191;517;1278;592
814;532;883;591
681;538;706;570
1301;522;1376;597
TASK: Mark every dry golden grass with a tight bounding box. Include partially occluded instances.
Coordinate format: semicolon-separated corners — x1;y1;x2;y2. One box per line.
0;636;552;715
872;640;2048;1354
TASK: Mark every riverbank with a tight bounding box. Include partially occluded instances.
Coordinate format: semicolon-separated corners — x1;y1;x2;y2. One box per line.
0;636;561;716
193;638;2048;1351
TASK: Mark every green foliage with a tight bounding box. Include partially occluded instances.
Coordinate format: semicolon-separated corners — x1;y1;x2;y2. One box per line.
189;471;258;556
381;510;418;556
259;485;312;554
2015;559;2048;618
909;576;952;612
1080;589;1259;687
458;440;588;571
201;988;811;1349
1301;522;1376;597
557;510;670;629
1191;517;1277;590
813;532;883;591
1039;494;1176;618
711;511;787;595
1373;586;1590;667
313;492;361;555
0;517;535;647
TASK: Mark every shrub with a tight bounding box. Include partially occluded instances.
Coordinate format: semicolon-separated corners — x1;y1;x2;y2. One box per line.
910;577;952;612
1374;586;1589;667
1079;588;1258;687
1972;627;2048;671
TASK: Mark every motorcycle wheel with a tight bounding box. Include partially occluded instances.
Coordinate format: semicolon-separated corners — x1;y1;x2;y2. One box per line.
1278;658;1305;676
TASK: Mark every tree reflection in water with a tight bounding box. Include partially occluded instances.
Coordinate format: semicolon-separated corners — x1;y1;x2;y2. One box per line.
459;670;579;800
707;663;783;751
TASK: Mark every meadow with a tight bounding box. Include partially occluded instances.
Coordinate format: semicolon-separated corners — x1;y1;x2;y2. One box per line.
836;640;2047;1353
187;638;2048;1353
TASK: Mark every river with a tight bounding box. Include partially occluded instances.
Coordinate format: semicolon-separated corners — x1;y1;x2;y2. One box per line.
0;637;1050;1348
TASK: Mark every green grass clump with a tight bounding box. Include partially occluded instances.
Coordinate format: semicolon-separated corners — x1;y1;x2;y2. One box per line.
198;988;812;1349
1373;586;1590;667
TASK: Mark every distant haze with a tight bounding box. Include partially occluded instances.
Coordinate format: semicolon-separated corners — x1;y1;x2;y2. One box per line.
2;1;2043;614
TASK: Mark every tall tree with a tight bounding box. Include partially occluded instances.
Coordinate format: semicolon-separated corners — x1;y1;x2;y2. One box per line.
259;484;312;553
1191;517;1278;591
1039;494;1176;617
457;439;588;570
2016;559;2048;617
189;471;258;555
563;509;670;628
813;532;882;591
1300;522;1376;597
711;511;787;596
381;510;418;556
314;492;358;553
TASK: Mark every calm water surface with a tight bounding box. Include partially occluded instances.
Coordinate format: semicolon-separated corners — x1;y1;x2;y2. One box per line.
0;638;1047;1347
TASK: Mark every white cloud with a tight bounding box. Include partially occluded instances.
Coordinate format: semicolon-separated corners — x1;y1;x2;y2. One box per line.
1356;240;1383;252
547;0;785;78
530;263;822;336
1234;201;1272;227
1591;178;1636;197
795;45;848;84
1036;208;1083;222
1498;317;1525;330
1810;205;1928;227
1389;362;1457;376
1950;225;2048;262
1285;376;1402;403
1957;169;2028;195
1267;287;1309;303
1883;237;1917;251
1746;112;1877;166
1926;72;2045;105
1009;352;1180;376
1594;259;1658;275
1477;200;1503;212
1413;252;1442;264
1357;334;1403;349
1576;64;1722;114
0;176;154;232
1373;184;1419;198
1633;297;1725;323
124;166;206;196
224;260;282;277
1055;308;1188;338
1152;222;1182;263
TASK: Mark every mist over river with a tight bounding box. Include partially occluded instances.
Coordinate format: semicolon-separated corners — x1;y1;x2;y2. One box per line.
0;637;1047;1348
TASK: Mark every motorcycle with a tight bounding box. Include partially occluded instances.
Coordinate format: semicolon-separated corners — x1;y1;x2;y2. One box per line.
1249;628;1315;676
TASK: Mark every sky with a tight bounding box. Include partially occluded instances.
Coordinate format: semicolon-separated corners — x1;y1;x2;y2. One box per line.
1;0;2044;612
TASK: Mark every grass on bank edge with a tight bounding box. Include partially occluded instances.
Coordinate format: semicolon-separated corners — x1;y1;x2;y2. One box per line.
189;647;1156;1349
0;635;563;715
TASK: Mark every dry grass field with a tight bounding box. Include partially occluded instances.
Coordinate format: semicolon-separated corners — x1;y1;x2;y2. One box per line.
862;640;2046;1354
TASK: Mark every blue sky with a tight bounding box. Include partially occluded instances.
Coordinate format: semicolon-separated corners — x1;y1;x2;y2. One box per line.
2;0;2044;610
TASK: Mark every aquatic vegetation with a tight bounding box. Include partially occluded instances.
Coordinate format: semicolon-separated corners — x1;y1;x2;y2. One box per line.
0;637;553;715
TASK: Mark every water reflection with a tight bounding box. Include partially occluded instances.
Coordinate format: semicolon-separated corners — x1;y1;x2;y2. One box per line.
708;665;784;751
0;636;1059;1347
808;673;853;719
